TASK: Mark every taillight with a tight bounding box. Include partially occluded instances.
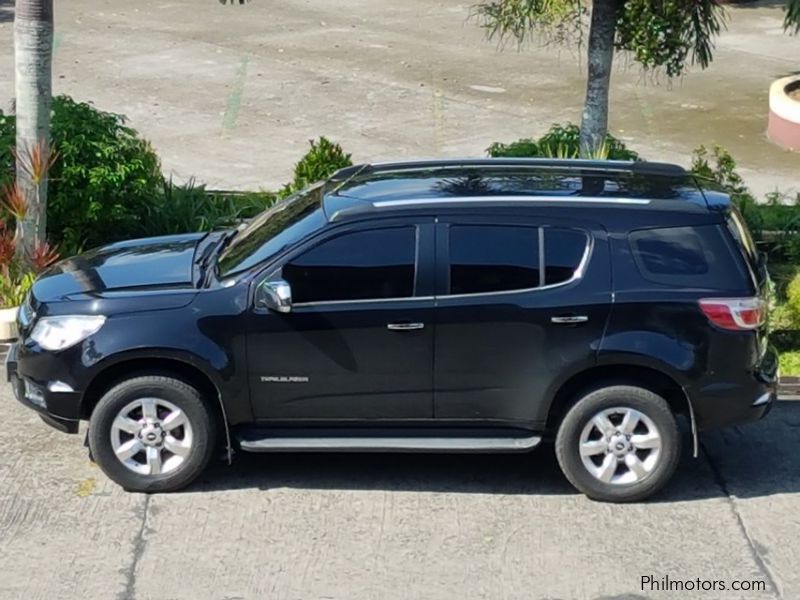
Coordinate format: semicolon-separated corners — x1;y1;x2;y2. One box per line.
699;297;765;331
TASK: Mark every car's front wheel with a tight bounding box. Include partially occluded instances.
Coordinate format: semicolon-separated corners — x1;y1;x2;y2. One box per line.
88;375;216;493
555;385;681;503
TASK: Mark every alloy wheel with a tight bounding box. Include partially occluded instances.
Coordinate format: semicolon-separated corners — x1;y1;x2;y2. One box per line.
110;397;194;476
578;406;662;485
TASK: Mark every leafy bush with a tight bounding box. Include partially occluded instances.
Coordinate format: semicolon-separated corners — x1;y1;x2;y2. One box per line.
0;271;36;308
0;113;13;188
786;272;800;325
279;137;353;199
780;350;800;377
0;96;164;255
142;178;275;236
690;144;765;235
487;123;639;160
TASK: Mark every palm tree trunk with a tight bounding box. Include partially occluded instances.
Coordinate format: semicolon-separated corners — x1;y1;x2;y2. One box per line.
579;0;619;157
14;0;54;259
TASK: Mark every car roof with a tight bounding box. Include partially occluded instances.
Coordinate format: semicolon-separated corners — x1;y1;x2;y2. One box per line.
320;158;725;223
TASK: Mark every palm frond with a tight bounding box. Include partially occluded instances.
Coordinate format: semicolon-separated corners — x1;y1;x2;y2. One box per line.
686;0;727;70
787;0;800;34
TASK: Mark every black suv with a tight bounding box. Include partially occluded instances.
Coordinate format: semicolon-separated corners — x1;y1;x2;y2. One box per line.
6;159;777;502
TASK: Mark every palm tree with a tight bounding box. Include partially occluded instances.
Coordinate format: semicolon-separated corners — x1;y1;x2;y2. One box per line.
475;0;800;157
13;0;248;261
14;0;53;260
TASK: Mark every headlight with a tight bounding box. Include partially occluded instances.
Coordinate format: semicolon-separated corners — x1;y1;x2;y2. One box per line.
30;315;106;351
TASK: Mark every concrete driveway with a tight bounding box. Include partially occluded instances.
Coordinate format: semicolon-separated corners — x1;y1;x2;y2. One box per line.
1;385;799;600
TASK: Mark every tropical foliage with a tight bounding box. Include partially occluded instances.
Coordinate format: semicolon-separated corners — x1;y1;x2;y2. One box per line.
487;123;638;160
473;0;800;155
278;137;353;199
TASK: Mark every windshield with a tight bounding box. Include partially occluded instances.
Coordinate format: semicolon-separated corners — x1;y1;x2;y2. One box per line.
217;183;327;276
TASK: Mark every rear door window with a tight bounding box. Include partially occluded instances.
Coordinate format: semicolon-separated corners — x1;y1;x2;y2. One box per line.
447;225;589;294
629;225;745;289
449;225;540;294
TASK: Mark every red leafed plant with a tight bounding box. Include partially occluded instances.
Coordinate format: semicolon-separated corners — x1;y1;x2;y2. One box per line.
0;157;61;308
12;140;59;187
28;240;60;273
0;220;16;279
2;182;27;221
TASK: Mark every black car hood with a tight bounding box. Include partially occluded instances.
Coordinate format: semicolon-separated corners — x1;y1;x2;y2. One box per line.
32;233;206;302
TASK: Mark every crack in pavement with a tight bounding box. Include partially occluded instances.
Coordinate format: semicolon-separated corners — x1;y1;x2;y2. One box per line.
119;494;151;600
700;441;782;600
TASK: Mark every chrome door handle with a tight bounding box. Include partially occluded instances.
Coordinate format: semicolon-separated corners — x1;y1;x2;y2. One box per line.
387;322;425;331
551;315;588;324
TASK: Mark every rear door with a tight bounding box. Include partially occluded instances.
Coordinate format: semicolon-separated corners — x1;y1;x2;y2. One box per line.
433;215;611;428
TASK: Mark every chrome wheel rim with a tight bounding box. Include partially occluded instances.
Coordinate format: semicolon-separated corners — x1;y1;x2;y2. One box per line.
579;406;662;485
110;398;193;476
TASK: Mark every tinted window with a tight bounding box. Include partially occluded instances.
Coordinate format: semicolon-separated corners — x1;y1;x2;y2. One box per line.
449;226;540;294
544;228;587;285
283;227;416;303
630;225;743;288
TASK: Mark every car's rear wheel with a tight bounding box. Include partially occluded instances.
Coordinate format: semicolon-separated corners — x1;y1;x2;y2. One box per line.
88;375;215;493
555;385;681;503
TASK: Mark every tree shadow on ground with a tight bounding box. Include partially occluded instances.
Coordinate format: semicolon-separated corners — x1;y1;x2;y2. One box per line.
188;402;800;504
0;0;12;24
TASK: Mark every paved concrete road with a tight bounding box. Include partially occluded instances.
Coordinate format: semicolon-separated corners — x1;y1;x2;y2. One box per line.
1;385;799;600
0;0;798;199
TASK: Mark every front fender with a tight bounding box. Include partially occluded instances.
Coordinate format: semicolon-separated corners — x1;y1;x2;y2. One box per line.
78;308;252;426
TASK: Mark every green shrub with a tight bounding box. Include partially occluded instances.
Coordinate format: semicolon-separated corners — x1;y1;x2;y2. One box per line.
279;137;352;199
0;96;164;255
690;144;766;236
486;138;541;158
787;272;800;323
487;123;639;161
780;351;800;377
0;113;13;188
0;271;36;309
143;178;275;236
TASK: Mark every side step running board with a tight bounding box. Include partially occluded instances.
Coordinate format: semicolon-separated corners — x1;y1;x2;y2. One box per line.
236;429;542;453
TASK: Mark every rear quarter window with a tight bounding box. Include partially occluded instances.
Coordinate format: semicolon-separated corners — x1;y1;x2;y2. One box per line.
629;225;747;290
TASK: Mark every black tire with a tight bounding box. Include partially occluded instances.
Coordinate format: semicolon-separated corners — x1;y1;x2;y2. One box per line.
555;385;681;503
88;375;216;493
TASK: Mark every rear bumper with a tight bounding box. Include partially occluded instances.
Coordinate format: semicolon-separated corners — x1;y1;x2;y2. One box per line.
688;344;779;430
5;343;80;434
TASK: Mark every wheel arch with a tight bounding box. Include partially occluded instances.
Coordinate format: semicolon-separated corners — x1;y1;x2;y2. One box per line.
81;353;232;462
546;363;698;456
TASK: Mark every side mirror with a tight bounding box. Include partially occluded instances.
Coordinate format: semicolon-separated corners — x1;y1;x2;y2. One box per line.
257;279;292;313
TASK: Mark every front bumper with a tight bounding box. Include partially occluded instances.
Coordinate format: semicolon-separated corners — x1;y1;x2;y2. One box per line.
5;343;80;434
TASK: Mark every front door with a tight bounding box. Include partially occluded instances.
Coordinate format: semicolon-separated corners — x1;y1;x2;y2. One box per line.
246;220;435;421
433;216;611;427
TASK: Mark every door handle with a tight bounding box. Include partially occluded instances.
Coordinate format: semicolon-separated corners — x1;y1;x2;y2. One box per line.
387;322;425;331
551;315;589;324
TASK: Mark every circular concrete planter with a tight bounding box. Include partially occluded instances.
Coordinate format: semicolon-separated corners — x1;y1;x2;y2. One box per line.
767;75;800;151
0;306;19;342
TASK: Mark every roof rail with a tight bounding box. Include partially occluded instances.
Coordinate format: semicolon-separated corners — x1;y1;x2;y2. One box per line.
331;158;687;180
